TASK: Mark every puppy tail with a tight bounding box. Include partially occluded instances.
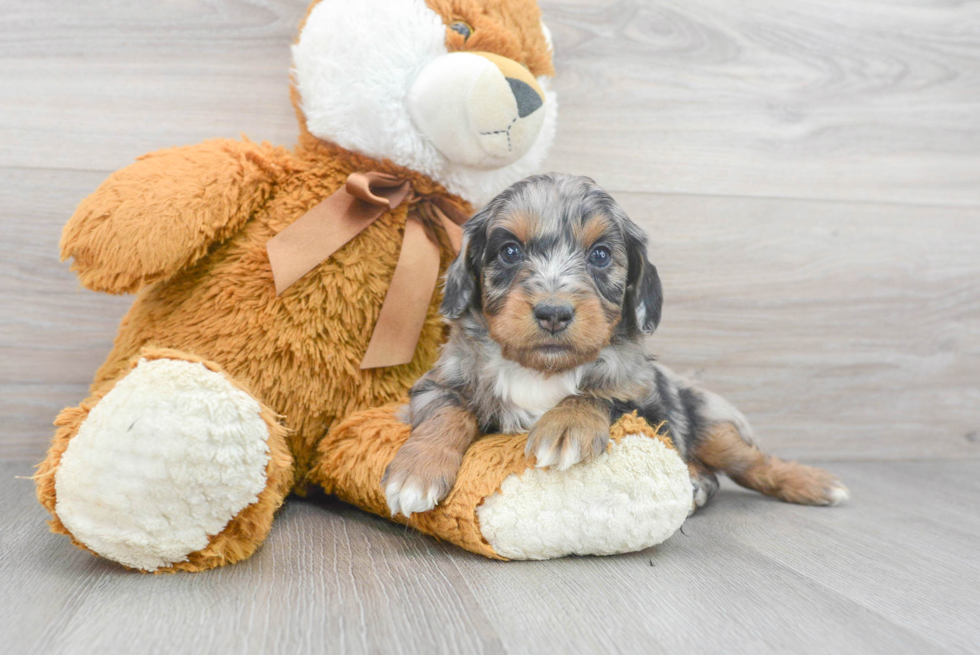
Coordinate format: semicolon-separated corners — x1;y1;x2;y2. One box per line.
692;393;849;506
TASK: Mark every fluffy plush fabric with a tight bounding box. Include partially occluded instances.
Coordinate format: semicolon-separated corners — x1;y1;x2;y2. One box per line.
36;348;294;573
312;405;690;560
478;434;692;559
293;0;557;206
54;358;272;571
406;51;548;168
61;138;464;491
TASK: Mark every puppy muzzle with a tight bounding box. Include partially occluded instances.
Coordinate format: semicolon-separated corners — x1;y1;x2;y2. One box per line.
407;51;547;169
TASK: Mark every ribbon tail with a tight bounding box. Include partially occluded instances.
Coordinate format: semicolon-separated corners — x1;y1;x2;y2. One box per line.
360;215;441;369
267;190;382;295
434;205;464;255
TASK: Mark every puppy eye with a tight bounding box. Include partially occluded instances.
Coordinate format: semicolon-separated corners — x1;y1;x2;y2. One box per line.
450;21;473;40
498;242;524;265
588;245;612;269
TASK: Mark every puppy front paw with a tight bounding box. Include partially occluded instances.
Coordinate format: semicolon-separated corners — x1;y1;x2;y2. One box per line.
382;443;462;518
525;399;610;471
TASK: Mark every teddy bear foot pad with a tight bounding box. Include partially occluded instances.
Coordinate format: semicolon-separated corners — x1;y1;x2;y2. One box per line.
53;357;273;571
477;434;692;560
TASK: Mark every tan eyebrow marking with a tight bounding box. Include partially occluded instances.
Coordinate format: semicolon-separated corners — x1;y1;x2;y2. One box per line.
574;213;613;248
497;211;536;243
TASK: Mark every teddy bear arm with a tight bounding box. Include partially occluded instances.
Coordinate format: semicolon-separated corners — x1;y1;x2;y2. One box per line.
60;139;292;294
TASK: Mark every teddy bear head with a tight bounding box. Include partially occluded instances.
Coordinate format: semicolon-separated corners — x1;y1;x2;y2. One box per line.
292;0;557;206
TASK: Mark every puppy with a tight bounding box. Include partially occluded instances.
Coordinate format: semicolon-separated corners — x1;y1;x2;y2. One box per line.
383;173;848;517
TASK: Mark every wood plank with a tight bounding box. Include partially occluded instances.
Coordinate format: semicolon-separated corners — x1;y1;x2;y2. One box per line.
0;0;304;174
0;168;132;458
621;191;980;461
540;0;980;205
717;460;980;654
4;459;979;654
1;461;502;655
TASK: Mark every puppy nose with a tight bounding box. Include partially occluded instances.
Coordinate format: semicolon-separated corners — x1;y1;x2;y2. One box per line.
533;303;574;334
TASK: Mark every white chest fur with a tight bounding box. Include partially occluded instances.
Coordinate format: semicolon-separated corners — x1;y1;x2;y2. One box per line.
492;360;583;432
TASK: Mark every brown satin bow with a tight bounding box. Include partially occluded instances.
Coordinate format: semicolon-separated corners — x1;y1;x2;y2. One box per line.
266;172;467;369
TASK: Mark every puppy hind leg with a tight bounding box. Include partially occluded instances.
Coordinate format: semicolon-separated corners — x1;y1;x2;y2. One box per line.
694;422;849;506
687;460;720;514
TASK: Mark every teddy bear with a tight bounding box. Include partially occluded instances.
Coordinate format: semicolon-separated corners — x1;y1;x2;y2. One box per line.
35;0;692;572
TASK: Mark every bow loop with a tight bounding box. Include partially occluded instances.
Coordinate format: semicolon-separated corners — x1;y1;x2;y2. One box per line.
345;172;411;209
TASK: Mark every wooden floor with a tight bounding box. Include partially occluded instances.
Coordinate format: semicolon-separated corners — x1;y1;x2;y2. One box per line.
4;458;979;654
1;0;978;653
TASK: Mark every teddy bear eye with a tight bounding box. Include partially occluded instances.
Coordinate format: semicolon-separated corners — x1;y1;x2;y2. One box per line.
450;21;473;40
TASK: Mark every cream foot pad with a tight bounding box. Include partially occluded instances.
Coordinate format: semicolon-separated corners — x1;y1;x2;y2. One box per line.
54;358;271;571
477;434;692;559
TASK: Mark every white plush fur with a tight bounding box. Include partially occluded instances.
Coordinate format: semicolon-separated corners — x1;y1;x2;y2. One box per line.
54;358;271;572
292;0;557;207
477;434;692;560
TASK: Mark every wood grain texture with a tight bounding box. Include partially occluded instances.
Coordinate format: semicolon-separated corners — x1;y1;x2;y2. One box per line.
4;458;979;654
1;0;977;461
0;0;305;173
626;192;980;461
539;0;980;205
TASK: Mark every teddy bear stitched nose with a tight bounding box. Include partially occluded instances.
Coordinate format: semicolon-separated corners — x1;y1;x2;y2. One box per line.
507;78;544;118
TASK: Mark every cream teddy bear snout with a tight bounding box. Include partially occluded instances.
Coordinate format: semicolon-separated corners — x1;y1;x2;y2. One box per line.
407;50;548;169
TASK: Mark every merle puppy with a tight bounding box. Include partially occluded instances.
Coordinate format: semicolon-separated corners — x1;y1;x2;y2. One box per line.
383;173;848;517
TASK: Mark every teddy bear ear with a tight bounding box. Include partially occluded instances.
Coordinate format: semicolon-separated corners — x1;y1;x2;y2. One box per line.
440;206;492;320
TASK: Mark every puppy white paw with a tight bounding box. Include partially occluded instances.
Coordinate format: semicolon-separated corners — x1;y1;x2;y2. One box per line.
692;483;709;509
530;437;582;471
826;481;851;506
384;477;442;517
381;444;461;518
774;464;851;507
525;404;609;471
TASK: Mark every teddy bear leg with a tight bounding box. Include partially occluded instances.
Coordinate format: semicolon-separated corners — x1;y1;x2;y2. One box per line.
309;404;694;560
35;349;293;572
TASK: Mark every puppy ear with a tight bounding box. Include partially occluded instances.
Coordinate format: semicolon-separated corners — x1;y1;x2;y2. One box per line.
623;222;664;335
440;207;490;320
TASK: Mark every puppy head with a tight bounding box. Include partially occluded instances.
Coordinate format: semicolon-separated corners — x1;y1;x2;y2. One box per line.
441;173;663;372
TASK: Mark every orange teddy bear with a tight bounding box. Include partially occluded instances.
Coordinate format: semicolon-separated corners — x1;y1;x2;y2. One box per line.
36;0;693;571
